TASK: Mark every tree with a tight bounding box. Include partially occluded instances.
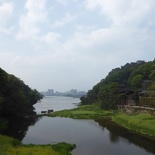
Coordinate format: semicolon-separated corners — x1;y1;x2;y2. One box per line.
80;59;155;109
118;93;127;105
80;96;88;105
131;74;143;88
0;68;43;117
149;70;155;80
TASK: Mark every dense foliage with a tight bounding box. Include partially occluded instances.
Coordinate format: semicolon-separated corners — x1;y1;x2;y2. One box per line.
81;59;155;109
0;68;43;117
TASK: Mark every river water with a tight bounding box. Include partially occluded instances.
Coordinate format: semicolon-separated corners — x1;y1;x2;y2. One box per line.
1;96;155;155
33;96;79;114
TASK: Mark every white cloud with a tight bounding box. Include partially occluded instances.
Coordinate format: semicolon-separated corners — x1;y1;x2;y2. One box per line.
85;0;155;27
57;0;68;6
43;32;61;43
0;27;11;35
57;0;77;6
39;32;62;52
16;0;47;40
75;25;96;32
51;13;75;29
0;52;13;66
1;0;155;91
16;0;63;51
64;25;155;65
0;2;13;25
0;2;14;35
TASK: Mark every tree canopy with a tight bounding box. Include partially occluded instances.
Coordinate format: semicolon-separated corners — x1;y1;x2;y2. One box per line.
80;59;155;109
0;68;43;117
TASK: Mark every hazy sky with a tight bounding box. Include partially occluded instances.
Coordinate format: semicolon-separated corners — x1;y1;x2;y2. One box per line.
0;0;155;92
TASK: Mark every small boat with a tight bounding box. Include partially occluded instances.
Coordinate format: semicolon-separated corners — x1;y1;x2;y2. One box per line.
48;109;54;113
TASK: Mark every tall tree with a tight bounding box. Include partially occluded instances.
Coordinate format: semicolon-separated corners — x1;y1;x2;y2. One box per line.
0;68;43;117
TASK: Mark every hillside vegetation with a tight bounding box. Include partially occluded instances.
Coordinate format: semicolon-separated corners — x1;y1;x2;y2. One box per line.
0;68;74;155
0;68;43;117
81;59;155;109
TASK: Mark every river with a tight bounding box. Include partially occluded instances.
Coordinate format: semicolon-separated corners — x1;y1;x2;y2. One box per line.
1;96;155;155
33;96;79;114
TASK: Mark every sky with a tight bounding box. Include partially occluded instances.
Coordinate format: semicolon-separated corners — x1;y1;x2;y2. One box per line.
0;0;155;92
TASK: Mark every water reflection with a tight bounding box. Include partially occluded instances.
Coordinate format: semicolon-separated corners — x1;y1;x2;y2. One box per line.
1;95;155;155
0;96;79;141
1;115;155;155
109;132;120;143
0;115;40;141
21;117;155;155
97;119;155;155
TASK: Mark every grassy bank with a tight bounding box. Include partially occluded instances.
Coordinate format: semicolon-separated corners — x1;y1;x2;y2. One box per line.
0;134;75;155
113;112;155;138
48;104;155;138
48;104;112;119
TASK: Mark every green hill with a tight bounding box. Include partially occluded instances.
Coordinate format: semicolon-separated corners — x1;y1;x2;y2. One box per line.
80;59;155;109
0;68;43;117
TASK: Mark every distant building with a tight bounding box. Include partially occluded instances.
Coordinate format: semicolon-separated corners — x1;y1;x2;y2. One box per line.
41;89;87;97
47;89;54;96
70;89;78;95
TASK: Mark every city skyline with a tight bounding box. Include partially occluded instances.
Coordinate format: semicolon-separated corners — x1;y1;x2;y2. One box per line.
41;88;87;97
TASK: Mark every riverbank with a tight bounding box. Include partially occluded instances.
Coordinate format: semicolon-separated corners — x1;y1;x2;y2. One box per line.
113;112;155;139
0;118;75;155
1;104;155;155
48;104;112;119
0;134;75;155
48;104;155;139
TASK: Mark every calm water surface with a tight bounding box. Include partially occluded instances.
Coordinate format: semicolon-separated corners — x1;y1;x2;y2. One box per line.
22;96;155;155
34;96;79;113
1;96;155;155
22;116;155;155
